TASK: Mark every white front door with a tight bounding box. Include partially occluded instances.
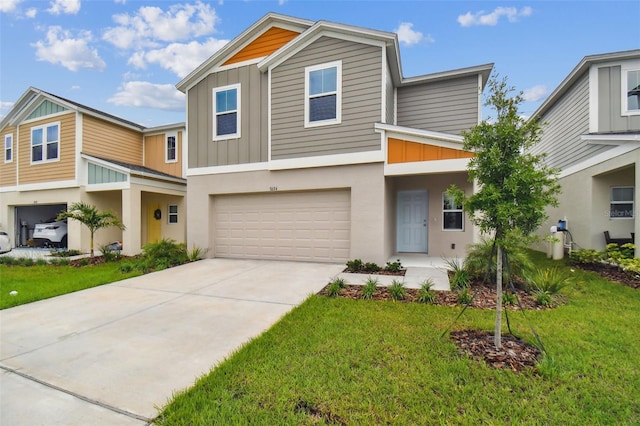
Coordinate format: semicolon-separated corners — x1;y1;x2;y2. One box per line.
397;190;428;253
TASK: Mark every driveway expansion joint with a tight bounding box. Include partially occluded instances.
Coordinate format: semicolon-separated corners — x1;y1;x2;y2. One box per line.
0;363;152;424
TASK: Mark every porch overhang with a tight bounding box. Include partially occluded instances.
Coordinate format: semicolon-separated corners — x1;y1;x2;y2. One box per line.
374;123;472;176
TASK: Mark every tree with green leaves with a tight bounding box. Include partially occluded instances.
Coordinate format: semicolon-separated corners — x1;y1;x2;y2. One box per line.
57;202;126;257
449;75;560;348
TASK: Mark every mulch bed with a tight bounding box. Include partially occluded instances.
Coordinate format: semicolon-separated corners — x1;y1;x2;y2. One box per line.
450;330;541;372
572;262;640;289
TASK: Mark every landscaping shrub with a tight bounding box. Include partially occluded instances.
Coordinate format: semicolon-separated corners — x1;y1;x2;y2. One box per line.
457;288;473;305
141;239;188;270
568;248;603;265
388;279;406;300
326;277;346;297
385;259;403;273
524;266;572;295
99;244;122;263
444;258;470;290
464;237;532;282
361;277;378;299
416;279;436;303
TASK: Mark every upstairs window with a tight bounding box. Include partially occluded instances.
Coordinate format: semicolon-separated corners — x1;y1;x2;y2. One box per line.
4;134;12;163
443;192;464;231
305;61;342;127
31;123;59;164
213;84;240;140
166;133;177;163
626;70;640;113
610;186;634;219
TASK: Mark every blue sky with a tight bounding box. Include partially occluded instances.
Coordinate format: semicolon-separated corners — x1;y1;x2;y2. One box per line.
1;0;638;127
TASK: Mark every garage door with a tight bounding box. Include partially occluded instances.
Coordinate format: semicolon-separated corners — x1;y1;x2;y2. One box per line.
213;190;350;263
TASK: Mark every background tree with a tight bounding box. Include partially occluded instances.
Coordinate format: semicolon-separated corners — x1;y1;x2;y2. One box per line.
57;202;125;257
449;75;560;348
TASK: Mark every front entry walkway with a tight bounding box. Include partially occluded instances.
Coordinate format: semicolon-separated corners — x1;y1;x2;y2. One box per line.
0;259;344;425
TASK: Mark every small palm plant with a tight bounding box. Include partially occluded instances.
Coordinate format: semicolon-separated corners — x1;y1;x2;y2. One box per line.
57;202;125;257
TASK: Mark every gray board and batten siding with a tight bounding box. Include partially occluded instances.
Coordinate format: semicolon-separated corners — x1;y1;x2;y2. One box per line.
187;64;268;169
270;36;384;160
532;72;611;171
396;75;479;135
599;65;640;133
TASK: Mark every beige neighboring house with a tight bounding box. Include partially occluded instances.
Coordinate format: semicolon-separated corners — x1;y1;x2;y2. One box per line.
0;87;187;256
177;13;493;264
531;49;640;253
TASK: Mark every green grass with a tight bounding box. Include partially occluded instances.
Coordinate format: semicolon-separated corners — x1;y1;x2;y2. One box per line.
0;262;141;309
156;252;640;425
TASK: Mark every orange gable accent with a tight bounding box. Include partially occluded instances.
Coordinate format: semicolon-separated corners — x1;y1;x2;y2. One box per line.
223;27;300;66
388;138;473;164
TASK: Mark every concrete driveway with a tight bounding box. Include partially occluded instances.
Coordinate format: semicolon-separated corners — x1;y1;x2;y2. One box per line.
0;259;344;425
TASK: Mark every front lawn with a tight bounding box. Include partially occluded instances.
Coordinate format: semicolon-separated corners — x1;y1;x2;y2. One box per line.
156;253;640;424
0;262;141;309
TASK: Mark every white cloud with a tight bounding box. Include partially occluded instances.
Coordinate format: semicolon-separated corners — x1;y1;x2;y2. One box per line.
522;84;548;102
32;26;106;71
71;85;80;90
458;6;533;27
25;7;37;17
394;22;433;46
0;0;24;13
1;101;15;109
128;37;228;78
47;0;80;15
114;0;126;4
103;1;219;50
108;81;185;110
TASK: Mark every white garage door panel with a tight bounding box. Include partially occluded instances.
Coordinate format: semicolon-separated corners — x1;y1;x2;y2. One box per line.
213;190;351;262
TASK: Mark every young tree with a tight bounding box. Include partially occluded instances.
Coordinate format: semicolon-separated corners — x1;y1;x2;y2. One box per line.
449;75;560;348
57;202;126;257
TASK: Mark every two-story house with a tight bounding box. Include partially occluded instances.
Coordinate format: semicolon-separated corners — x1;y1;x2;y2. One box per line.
531;50;640;253
177;13;492;264
0;87;187;256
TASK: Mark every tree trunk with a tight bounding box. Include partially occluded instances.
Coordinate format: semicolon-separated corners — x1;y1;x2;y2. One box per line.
494;244;503;348
90;232;94;258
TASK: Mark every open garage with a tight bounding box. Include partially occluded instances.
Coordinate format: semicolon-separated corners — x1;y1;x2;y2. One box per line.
14;204;67;247
212;190;351;263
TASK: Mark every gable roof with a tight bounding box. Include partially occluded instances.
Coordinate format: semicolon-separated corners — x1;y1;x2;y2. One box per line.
532;49;640;120
1;87;146;132
177;13;313;92
177;12;493;93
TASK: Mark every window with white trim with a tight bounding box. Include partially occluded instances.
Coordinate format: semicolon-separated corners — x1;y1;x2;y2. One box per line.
31;123;59;163
213;84;240;140
305;61;342;127
168;204;178;224
610;186;634;219
166;133;177;163
625;69;640;113
4;134;12;163
443;192;464;231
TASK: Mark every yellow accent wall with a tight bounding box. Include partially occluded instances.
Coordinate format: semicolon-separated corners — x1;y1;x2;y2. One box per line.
143;131;183;178
0;124;17;187
82;114;143;165
18;113;76;185
388;138;474;164
223;27;300;65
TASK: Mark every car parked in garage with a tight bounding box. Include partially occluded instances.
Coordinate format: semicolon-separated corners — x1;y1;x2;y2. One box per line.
32;219;68;248
0;230;11;253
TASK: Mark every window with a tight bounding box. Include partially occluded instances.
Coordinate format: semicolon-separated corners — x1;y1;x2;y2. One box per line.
305;61;342;127
626;70;640;113
443;192;464;231
610;186;634;219
168;205;178;224
31;123;59;163
213;84;240;140
166;133;177;162
4;134;12;163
